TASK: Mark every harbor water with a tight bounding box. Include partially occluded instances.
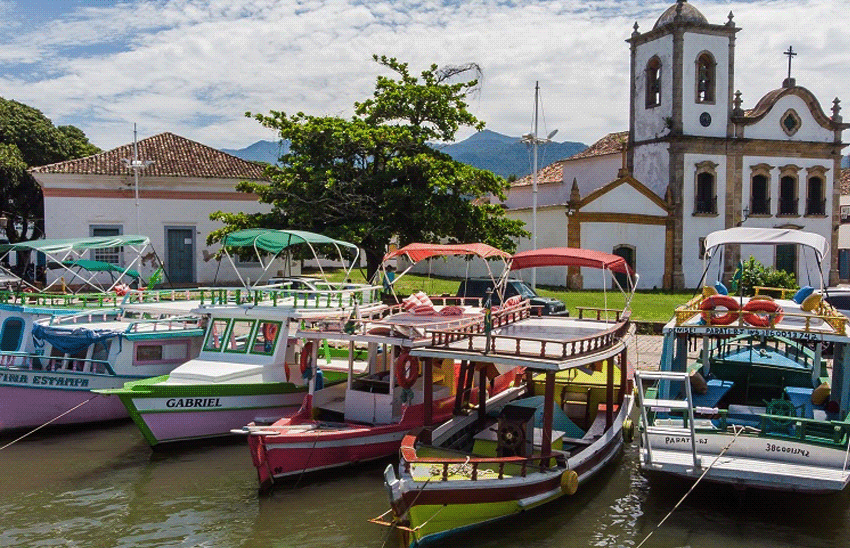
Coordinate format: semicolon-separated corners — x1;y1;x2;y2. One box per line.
2;420;849;548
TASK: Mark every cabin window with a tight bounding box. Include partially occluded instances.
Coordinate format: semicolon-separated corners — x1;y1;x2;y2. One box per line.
90;225;123;265
250;320;281;355
204;318;231;351
225;320;255;354
695;52;715;103
778;175;798;215
91;340;111;373
645;56;661;108
0;317;24;351
750;173;770;215
134;340;190;365
806;175;826;216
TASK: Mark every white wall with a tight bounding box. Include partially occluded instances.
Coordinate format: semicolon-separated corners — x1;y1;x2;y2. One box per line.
680;153;728;287
744;95;835;142
632;141;670;198
681;33;730;138
633;34;674;143
580;221;666;289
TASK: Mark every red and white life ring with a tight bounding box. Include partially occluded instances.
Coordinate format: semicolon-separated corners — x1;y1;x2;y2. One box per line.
395;351;419;389
742;299;784;327
300;341;313;375
700;295;740;325
113;283;130;296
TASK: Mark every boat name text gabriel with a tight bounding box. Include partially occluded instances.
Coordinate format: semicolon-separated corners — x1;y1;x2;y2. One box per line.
671;326;823;341
165;398;222;408
766;443;810;458
1;372;90;387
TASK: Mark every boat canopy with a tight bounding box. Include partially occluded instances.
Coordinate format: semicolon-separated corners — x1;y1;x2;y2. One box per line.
510;247;633;275
219;228;361;288
704;227;829;261
0;235;151;294
59;260;141;280
384;243;510;263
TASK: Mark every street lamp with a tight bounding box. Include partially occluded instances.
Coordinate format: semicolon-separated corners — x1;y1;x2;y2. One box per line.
121;124;154;235
521;81;558;290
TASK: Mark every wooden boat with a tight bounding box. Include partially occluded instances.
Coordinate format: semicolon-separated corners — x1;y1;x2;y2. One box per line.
636;227;850;493
99;229;386;447
374;248;636;547
238;243;523;490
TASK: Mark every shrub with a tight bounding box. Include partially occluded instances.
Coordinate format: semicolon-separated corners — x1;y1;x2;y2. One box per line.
733;256;797;296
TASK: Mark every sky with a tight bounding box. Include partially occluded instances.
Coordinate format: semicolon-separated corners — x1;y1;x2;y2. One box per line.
0;0;846;152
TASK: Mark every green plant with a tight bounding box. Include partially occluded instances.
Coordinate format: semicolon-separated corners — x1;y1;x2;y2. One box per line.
733;256;797;296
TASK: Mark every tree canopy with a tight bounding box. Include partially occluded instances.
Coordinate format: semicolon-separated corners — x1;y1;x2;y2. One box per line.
0;97;101;243
210;56;527;278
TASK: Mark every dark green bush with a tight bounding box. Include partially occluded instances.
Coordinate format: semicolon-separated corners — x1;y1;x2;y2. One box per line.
733;256;797;296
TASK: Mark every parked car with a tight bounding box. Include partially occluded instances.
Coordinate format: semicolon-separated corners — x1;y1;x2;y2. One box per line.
456;278;568;316
822;287;850;318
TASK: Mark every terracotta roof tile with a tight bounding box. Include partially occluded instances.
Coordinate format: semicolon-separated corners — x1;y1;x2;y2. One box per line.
840;168;850;195
511;160;566;188
567;131;628;160
30;132;266;180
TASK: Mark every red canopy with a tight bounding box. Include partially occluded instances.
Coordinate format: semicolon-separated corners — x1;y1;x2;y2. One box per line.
384;243;510;263
510;247;633;275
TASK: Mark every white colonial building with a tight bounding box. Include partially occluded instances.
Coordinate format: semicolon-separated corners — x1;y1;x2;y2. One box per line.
505;0;849;290
32;132;279;286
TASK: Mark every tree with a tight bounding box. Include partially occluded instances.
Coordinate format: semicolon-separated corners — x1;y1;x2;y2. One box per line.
0;97;101;244
210;56;527;278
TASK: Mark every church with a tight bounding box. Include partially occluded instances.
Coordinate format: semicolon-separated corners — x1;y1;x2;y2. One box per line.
503;0;848;290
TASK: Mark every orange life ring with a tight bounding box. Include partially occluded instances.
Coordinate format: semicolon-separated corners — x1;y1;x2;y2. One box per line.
395;351;419;389
262;322;279;341
700;295;740;325
300;341;313;375
742;299;784;327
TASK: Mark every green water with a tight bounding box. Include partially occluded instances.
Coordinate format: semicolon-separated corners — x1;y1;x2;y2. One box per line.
1;422;848;547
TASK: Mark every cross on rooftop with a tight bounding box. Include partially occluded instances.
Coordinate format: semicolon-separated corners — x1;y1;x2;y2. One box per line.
784;46;797;80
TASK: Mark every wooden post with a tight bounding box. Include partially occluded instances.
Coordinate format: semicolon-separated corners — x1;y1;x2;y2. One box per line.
619;347;628;405
454;360;469;414
606;351;615;429
424;357;434;426
478;363;488;424
542;371;555;457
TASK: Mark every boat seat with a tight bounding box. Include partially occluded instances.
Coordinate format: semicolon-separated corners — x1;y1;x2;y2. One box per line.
784;386;828;421
688;379;734;408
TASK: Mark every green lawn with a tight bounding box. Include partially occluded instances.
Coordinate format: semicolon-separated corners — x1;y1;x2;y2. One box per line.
322;269;693;323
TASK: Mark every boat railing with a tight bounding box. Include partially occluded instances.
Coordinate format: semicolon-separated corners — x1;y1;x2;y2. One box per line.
0;289;123;308
122;316;205;334
673;293;847;333
576;307;623;322
0;351;115;375
714;411;850;446
429;312;631;362
709;337;815;369
399;428;564;480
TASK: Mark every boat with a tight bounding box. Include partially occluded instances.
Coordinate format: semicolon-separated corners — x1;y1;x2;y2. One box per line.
99;229;386;447
237;242;522;490
635;227;850;493
375;247;637;547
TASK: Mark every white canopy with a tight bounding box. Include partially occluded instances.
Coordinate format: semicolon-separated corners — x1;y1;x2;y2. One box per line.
704;227;829;262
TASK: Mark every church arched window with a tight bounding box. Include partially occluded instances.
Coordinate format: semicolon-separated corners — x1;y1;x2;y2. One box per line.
695;52;715;103
645;56;661;108
749;164;772;215
694;161;718;215
778;165;800;216
805;166;828;216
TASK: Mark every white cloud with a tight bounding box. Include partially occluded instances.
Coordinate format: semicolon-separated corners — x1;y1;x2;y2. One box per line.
0;0;846;153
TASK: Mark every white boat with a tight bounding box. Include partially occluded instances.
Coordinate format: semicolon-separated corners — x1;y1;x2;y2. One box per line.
100;229;386;447
375;247;637;547
636;227;850;493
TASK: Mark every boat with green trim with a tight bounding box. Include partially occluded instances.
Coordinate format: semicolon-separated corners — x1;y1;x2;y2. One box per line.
375;247;637;547
100;229;386;447
636;227;850;493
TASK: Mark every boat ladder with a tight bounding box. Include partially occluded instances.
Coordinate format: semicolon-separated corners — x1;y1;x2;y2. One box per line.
635;370;701;469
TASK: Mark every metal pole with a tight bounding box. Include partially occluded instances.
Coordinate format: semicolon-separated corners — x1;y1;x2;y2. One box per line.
532;81;539;290
133;124;141;235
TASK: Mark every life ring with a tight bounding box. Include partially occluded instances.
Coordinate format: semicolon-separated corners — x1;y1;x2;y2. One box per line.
113;283;130;296
262;322;279;341
395;351;419;389
699;295;740;325
742;299;784;327
300;341;313;375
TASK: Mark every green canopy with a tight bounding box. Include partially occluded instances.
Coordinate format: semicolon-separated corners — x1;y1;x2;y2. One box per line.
59;260;141;279
221;229;358;255
0;235;150;254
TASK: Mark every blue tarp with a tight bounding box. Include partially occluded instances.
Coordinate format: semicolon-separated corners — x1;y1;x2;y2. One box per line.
32;323;120;355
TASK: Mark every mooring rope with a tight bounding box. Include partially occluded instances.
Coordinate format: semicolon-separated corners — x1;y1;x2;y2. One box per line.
0;394;99;451
635;424;744;548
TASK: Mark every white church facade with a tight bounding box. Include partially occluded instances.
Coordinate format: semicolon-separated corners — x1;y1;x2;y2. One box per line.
505;0;848;290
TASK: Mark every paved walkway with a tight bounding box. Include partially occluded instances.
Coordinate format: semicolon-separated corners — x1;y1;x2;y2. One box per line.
628;334;704;372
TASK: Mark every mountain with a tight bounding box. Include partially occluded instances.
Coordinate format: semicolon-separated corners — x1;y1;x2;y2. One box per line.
434;130;587;179
221;140;288;165
221;130;587;178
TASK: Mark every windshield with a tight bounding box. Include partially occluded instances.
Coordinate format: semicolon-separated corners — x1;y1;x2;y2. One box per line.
508;281;537;299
